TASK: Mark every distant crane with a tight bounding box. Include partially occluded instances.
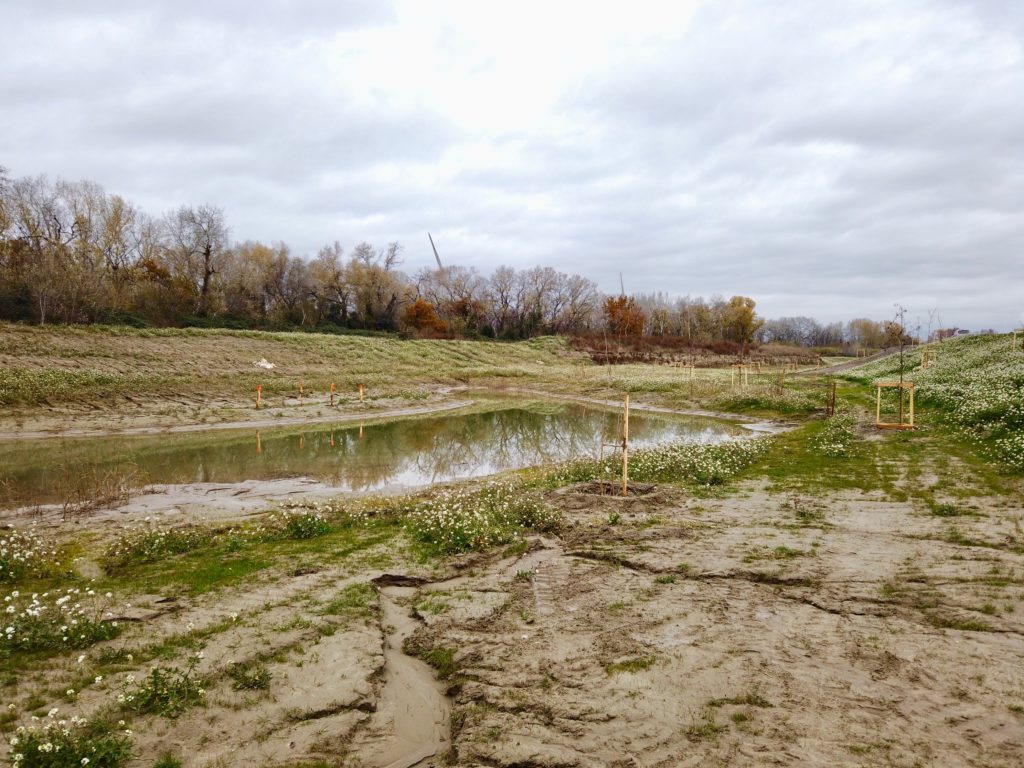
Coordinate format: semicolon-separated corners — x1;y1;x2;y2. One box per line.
427;233;443;270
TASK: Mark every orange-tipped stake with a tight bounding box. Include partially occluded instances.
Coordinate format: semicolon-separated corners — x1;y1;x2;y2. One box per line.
299;380;304;406
358;383;365;404
330;382;336;406
256;384;262;410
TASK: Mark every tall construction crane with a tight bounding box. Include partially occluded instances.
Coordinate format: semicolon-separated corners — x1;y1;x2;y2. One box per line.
427;233;443;269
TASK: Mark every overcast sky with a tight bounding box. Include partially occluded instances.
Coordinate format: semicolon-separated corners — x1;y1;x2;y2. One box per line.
3;0;1022;330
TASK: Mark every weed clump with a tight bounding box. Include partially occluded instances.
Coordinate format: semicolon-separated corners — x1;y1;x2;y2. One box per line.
1;588;120;654
0;527;69;582
8;712;132;768
117;654;206;717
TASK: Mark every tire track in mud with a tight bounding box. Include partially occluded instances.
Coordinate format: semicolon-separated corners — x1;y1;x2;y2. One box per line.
533;555;571;618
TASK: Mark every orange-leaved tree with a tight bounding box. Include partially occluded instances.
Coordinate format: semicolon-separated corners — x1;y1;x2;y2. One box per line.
603;295;645;336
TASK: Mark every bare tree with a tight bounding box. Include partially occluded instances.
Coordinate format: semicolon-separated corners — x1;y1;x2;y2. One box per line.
163;204;228;315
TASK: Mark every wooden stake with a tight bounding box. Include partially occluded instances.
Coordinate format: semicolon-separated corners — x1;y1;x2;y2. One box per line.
358;383;365;403
876;386;882;425
329;382;335;406
299;381;304;406
622;394;630;497
255;384;262;410
909;387;915;427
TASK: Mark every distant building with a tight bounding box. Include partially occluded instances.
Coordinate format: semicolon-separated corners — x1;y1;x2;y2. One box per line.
929;327;983;341
930;328;961;341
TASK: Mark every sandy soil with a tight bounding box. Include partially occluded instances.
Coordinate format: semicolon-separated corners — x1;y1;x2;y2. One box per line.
9;477;1023;767
0;392;471;441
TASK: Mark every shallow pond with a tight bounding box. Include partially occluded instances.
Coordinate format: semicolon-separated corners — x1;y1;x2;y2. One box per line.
0;399;745;508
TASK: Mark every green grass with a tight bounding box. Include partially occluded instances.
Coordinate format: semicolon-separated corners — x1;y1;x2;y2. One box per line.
416;646;460;680
104;518;400;597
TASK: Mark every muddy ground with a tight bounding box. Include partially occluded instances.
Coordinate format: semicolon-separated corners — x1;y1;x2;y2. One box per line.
9;478;1024;768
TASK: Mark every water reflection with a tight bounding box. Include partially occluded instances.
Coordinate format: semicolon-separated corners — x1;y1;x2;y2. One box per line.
0;402;742;508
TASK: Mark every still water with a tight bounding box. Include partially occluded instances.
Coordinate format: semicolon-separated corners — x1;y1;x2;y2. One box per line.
0;400;744;508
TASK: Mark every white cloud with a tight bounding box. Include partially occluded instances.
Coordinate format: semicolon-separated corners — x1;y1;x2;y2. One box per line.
1;0;1021;329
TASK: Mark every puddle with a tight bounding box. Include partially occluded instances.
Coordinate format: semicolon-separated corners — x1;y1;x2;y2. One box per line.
0;399;744;509
362;586;451;768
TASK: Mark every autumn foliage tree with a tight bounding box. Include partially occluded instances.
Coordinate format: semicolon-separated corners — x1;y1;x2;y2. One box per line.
603;295;645;336
724;296;763;347
402;298;447;336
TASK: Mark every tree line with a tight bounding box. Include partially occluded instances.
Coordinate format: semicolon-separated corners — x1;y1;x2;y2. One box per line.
0;169;899;348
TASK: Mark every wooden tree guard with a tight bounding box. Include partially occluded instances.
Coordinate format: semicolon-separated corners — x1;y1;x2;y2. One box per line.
875;381;915;430
730;364;749;388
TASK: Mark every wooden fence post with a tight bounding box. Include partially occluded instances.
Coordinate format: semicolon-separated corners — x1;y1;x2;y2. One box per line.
621;394;630;497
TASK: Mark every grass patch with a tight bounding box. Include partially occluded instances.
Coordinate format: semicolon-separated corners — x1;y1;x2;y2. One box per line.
603;656;657;675
929;615;993;632
708;692;773;708
322;583;377;618
228;661;272;691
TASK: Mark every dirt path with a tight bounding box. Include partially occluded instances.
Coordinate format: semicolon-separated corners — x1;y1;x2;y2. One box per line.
795;347;901;376
0;398;474;442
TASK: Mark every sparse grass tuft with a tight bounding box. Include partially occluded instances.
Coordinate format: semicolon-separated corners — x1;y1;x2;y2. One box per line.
228;662;272;691
322;583;377;619
603;656;657;675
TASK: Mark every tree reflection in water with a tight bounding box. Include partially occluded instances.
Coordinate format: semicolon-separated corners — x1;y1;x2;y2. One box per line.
0;403;743;507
